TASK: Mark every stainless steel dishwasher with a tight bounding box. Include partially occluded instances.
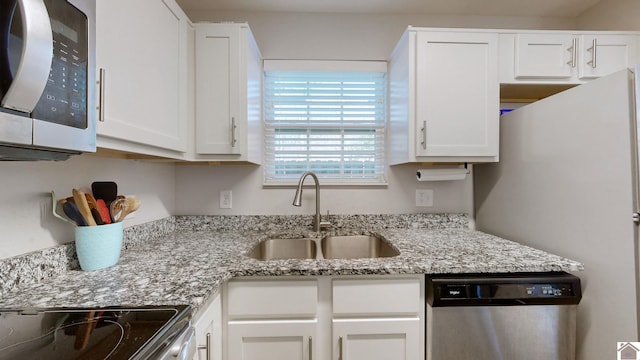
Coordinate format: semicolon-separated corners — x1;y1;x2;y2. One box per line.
426;272;582;360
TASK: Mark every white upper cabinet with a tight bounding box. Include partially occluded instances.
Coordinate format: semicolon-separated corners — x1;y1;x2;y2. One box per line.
513;33;575;80
578;34;637;79
389;28;499;164
501;32;638;84
96;0;189;155
193;23;262;163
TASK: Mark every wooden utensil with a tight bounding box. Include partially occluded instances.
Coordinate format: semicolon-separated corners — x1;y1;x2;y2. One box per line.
110;196;140;222
74;310;96;350
84;193;104;225
109;198;127;223
125;196;140;213
84;193;98;208
72;189;97;226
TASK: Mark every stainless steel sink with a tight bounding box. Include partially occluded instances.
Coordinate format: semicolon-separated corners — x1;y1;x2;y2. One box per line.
248;238;317;260
320;235;399;259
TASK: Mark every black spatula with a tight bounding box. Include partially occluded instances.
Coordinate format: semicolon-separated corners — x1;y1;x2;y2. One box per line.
91;181;118;206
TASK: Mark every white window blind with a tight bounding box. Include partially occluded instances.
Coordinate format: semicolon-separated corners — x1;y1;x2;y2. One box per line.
264;69;387;184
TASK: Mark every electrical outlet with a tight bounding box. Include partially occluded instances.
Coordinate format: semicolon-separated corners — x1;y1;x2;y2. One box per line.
416;189;434;207
220;190;232;209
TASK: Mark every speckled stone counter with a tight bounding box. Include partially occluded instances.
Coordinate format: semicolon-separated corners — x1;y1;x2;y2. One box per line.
0;214;583;313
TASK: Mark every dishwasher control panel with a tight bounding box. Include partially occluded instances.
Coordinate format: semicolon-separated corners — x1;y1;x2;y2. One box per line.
527;283;575;297
427;272;582;306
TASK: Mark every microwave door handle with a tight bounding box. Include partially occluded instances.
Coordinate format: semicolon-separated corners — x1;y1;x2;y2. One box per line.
1;0;52;113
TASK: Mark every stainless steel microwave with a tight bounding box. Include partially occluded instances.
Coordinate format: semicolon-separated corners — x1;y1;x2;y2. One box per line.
0;0;95;160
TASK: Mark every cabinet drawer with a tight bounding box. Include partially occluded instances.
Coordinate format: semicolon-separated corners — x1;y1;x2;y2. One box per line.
333;278;421;316
227;279;318;319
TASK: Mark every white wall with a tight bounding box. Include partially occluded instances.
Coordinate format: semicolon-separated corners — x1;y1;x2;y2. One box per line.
0;156;175;259
175;164;473;216
578;0;640;30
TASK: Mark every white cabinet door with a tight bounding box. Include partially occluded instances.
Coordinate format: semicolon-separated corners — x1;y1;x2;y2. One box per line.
514;33;575;79
415;31;499;158
194;23;262;163
503;32;638;85
193;295;221;360
227;321;315;360
222;276;423;360
578;35;637;79
194;316;213;360
333;319;421;360
331;276;424;360
224;279;318;359
96;0;188;152
195;25;240;155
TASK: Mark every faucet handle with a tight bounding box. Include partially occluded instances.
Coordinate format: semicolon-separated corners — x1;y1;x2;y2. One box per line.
320;210;332;230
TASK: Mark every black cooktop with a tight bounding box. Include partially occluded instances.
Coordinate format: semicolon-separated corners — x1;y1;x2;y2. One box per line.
0;305;191;360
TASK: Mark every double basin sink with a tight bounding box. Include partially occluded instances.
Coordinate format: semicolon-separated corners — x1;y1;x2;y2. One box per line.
248;234;400;261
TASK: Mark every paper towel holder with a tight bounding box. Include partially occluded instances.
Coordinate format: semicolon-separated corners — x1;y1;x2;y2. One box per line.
416;164;470;181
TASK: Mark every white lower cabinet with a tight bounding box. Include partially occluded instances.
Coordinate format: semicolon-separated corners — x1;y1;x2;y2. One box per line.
223;276;424;360
333;319;421;360
193;293;222;360
331;278;422;360
227;321;315;360
224;278;319;359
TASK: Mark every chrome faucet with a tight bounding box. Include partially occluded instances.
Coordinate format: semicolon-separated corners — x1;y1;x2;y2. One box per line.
292;172;331;232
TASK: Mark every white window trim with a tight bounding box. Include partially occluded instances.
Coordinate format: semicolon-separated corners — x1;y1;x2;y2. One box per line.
263;60;388;187
264;60;388;72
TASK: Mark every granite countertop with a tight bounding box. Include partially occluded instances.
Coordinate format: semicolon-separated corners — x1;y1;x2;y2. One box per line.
0;214;583;312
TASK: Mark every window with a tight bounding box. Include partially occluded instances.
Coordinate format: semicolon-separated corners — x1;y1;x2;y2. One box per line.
263;61;387;185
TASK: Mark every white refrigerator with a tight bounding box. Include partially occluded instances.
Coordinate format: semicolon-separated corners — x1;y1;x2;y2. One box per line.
475;67;640;360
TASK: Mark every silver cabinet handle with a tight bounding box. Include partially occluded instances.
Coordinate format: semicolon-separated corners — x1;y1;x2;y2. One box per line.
231;117;237;147
309;336;312;360
338;336;343;360
573;38;578;68
98;68;106;122
566;38;577;68
587;39;597;68
197;332;211;360
1;0;53;112
420;121;427;150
